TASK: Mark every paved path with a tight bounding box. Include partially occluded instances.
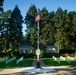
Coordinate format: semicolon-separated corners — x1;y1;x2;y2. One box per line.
0;66;76;75
0;59;76;75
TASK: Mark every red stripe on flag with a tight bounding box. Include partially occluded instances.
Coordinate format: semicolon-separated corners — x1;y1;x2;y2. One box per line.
35;15;40;22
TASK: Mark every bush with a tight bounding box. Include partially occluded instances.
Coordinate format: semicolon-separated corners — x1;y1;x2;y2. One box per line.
64;53;68;57
74;52;76;57
6;50;11;58
21;53;35;58
42;53;60;58
68;54;74;57
59;49;76;54
11;50;20;58
0;52;5;57
11;50;36;58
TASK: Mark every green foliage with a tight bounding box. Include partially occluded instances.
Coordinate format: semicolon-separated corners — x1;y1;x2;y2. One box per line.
74;52;76;57
0;5;23;55
64;53;68;57
11;50;20;58
0;10;12;53
24;4;37;49
59;49;76;54
24;5;76;52
0;52;5;57
10;5;23;49
20;53;36;58
11;50;35;58
42;53;60;58
1;4;76;56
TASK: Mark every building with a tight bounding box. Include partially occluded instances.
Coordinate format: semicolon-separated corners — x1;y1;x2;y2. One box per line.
19;42;32;54
46;42;57;53
19;42;57;54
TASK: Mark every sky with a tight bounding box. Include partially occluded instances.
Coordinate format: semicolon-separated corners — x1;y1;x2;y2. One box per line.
3;0;76;35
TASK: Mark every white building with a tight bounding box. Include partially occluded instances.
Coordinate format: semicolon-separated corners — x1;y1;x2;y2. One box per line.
46;42;57;53
19;42;32;54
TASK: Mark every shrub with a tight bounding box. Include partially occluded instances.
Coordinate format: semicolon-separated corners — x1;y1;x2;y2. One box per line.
21;53;35;58
0;52;5;57
42;53;60;58
68;54;74;57
11;50;20;58
74;52;76;57
64;53;68;57
59;49;76;54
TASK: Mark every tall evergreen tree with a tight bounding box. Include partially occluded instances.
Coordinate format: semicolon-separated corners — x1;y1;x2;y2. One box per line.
48;11;55;43
25;4;37;49
54;8;71;50
72;14;76;49
25;6;76;51
10;5;23;49
54;8;64;50
1;10;11;53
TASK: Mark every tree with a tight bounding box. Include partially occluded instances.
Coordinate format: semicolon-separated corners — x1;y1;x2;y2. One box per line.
24;6;76;52
63;14;71;49
0;0;4;35
10;5;23;49
25;4;37;49
0;10;11;53
68;11;76;49
54;8;64;50
48;11;55;43
72;14;76;49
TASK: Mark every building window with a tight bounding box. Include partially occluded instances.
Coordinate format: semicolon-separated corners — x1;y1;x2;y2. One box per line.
52;48;56;50
23;50;25;53
25;50;27;54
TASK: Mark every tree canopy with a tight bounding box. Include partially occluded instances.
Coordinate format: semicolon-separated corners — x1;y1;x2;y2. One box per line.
1;3;76;56
24;5;76;51
0;5;23;54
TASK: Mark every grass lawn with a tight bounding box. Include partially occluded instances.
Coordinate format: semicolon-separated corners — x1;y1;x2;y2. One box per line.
0;58;33;69
0;57;76;70
43;58;76;66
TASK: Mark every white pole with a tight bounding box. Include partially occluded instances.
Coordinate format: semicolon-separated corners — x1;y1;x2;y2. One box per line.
37;21;39;62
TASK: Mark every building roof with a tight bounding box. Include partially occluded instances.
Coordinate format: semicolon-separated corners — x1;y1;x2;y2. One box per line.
19;42;31;47
46;42;55;46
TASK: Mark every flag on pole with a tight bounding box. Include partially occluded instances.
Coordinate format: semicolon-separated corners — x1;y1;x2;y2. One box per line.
35;15;40;22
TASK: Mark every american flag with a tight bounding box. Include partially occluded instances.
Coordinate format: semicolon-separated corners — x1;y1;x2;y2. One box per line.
35;15;40;22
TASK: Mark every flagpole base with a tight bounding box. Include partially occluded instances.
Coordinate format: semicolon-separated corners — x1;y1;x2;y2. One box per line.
35;61;41;68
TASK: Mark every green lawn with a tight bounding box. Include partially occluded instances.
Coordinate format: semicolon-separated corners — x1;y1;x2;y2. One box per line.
0;58;76;70
43;58;76;66
0;58;33;69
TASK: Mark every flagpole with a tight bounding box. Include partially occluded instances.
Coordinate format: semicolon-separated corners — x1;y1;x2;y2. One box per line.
36;19;41;68
37;21;39;61
35;14;41;68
